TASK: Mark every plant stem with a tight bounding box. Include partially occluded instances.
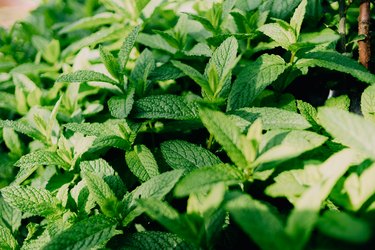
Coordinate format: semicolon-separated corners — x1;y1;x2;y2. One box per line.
338;0;347;53
207;133;214;150
358;0;371;69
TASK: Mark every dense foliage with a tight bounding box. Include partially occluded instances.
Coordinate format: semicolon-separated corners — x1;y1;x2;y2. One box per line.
1;0;375;249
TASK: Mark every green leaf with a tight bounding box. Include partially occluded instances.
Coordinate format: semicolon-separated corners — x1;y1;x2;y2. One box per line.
80;159;116;178
108;88;135;119
99;45;121;80
0;119;45;142
0;226;18;250
43;215;119;250
206;37;238;96
160;140;222;171
15;151;70;169
42;39;60;64
137;33;177;54
62;25;127;58
1;186;61;217
290;0;307;38
0;197;22;232
129;49;155;96
118;25;141;72
125;144;160;182
0;92;16;112
199;108;249;169
258;23;296;50
174;164;244;197
186;13;216;33
297;50;375;84
324;95;350;111
2;127;23;158
149;63;185;81
82;171;118;216
296;100;319;128
171;60;212;96
317;211;371;243
228;54;287;110
344;162;375;211
318;107;375;159
285;149;359;249
226;193;288;250
269;0;301;19
121;231;197;250
229;107;311;131
184;43;212;57
56;70;118;85
361;84;375;122
59;12;122;34
132;95;199;120
137;199;197;242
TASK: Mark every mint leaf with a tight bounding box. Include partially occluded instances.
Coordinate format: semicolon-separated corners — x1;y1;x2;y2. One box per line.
125;144;160;182
324;95;350;111
80;159;115;177
171;60;212;96
59;12;122;34
285;149;358;250
43;215;119;250
0;198;22;232
228;54;286;110
99;45;121;80
361;84;375;122
290;0;307;38
1;186;62;217
174;164;244;197
0;226;18;250
121;231;196;250
297;50;375;84
344;162;375;211
161;140;222;171
15;151;70;169
57;70;118;85
118;25;141;72
137;33;177;54
132;95;199;120
230;107;311;131
199;107;255;169
226;193;288;250
296;100;319;129
81;171;118;217
258;23;296;50
108;88;135;119
129;49;155;96
0;119;45;142
318;107;375;158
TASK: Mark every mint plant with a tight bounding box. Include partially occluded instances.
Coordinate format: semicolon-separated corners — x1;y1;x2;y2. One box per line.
1;0;375;249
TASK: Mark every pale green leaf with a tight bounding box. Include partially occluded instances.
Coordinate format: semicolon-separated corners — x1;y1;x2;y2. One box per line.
226;193;288;250
137;33;177;54
0;92;16;111
324;95;350;111
318;107;375;158
132;95;199;120
285;149;358;249
174;164;244;197
59;12;122;34
0;119;45;142
0;198;22;232
1;186;61;216
125;144;159;182
297;50;375;84
121;231;197;250
258;23;296;49
43;215;119;250
228;54;287;110
345;162;375;211
290;0;307;38
118;25;141;72
184;43;212;57
361;84;375;122
296;100;319;128
15;151;70;169
160;140;222;171
56;70;118;85
0;226;18;250
2;127;23;157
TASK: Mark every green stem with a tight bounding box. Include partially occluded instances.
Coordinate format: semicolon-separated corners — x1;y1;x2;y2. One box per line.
207;133;214;150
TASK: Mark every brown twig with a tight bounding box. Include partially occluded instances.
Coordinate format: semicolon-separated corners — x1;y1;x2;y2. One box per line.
358;0;371;69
